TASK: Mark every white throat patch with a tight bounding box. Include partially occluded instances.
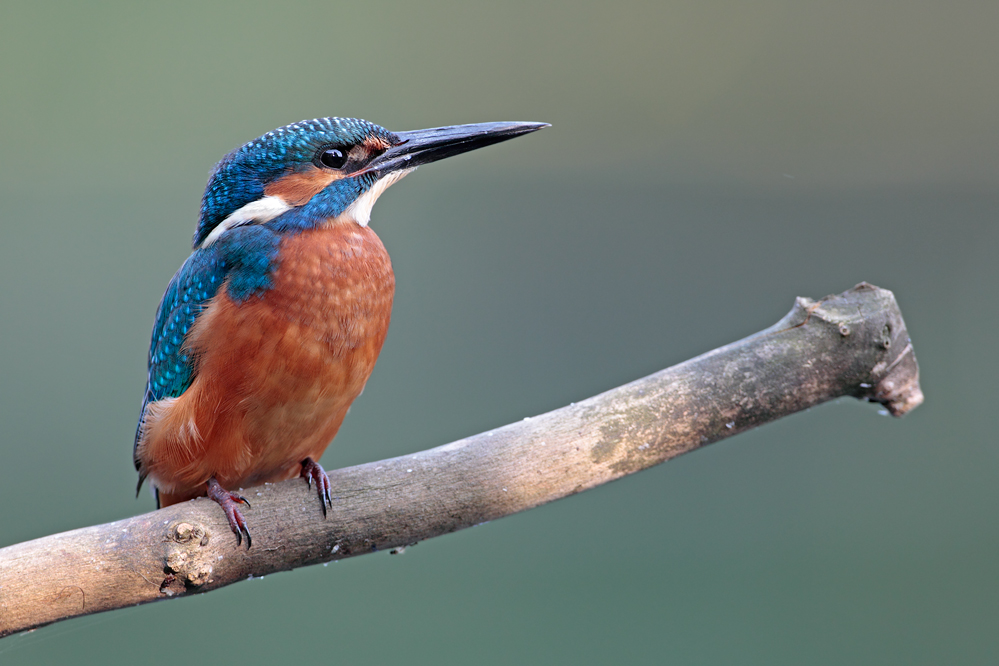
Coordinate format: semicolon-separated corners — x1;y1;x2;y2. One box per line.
198;195;292;248
197;168;415;247
342;168;415;227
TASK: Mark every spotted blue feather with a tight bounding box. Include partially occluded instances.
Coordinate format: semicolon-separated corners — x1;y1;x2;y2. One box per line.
195;117;397;247
133;225;281;465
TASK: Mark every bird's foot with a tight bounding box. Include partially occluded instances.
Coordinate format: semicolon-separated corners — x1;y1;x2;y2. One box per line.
206;477;252;548
300;457;332;518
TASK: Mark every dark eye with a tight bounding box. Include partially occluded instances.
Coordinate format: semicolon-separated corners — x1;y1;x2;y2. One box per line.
319;148;348;169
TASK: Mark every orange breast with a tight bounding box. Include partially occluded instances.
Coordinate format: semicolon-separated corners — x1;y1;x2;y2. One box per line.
138;222;394;504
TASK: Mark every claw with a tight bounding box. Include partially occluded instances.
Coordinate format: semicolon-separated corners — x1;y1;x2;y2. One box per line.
206;477;252;548
300;457;333;518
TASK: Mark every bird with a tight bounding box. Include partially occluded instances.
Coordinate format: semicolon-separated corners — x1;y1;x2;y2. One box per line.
133;116;548;547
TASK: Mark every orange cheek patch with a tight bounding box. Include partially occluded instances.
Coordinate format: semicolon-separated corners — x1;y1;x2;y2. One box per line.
264;166;341;206
364;136;393;152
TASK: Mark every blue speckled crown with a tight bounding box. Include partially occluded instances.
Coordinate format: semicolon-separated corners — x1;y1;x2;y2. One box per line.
194;117;398;247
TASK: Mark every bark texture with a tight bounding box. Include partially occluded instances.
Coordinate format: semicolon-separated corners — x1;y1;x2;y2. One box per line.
0;282;922;638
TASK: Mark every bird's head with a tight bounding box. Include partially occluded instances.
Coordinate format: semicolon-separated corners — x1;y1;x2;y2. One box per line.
194;117;548;248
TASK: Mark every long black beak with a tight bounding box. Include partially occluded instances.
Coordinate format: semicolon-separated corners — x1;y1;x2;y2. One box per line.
364;121;549;177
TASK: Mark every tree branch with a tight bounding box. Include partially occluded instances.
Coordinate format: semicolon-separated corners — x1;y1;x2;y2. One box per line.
0;282;922;638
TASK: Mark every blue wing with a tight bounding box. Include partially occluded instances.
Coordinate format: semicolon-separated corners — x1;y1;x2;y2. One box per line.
133;225;282;475
147;252;224;402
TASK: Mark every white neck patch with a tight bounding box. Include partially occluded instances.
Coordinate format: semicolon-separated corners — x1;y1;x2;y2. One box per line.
197;168;415;247
342;168;415;227
198;195;292;248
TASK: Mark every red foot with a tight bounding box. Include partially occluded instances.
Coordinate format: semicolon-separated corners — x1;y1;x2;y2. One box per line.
206;477;252;548
300;457;332;518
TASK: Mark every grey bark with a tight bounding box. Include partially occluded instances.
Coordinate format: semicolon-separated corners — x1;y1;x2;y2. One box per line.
0;282;922;638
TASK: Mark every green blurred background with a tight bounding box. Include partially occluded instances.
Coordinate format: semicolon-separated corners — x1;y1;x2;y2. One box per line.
1;1;997;663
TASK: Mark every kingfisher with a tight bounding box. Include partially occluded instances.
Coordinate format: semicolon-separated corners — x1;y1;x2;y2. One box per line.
134;117;547;547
